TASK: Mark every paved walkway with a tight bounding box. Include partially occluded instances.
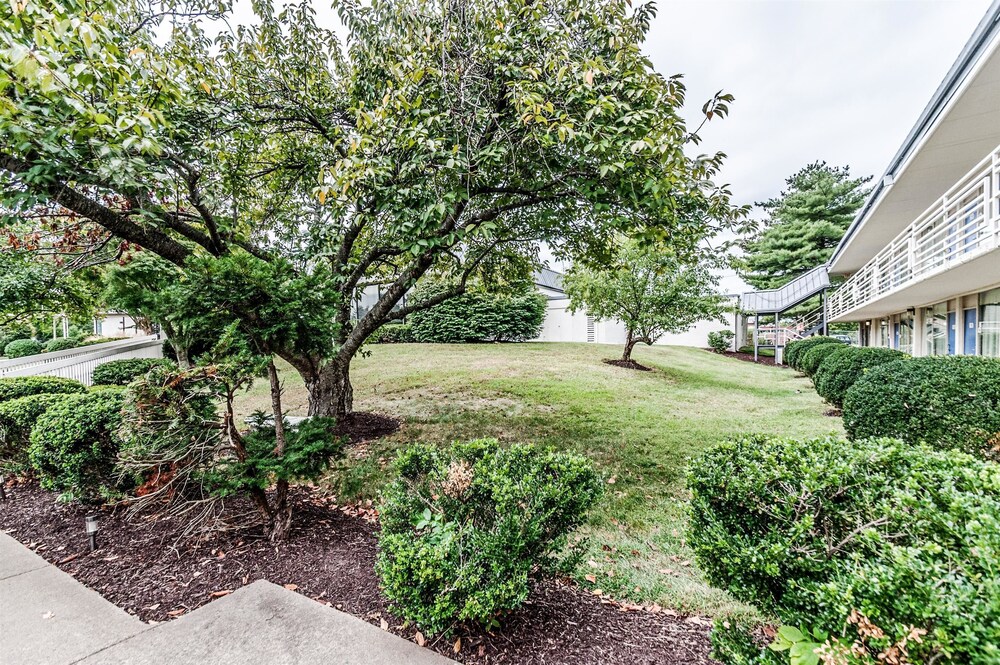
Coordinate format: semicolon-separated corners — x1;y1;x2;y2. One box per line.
0;532;455;665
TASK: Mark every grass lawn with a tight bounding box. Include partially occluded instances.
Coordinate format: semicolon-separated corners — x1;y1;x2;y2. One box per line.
235;342;841;618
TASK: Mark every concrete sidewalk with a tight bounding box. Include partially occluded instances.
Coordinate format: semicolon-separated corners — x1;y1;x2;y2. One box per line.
0;532;455;665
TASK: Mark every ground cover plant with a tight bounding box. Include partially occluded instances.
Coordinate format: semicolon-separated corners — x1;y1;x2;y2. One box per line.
377;439;602;634
843;355;1000;458
233;342;839;615
688;434;1000;665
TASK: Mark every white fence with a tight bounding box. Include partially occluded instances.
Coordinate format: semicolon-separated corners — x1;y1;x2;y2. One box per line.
829;144;1000;319
0;335;164;386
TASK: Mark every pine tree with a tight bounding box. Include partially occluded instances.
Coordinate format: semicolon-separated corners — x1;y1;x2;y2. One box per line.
740;163;872;290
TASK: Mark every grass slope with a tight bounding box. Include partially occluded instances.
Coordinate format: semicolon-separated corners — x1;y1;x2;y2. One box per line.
236;342;840;617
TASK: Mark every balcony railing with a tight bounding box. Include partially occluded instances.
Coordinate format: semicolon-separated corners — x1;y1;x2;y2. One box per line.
828;144;1000;320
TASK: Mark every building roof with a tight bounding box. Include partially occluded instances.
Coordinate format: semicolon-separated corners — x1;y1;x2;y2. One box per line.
829;0;1000;274
534;267;565;295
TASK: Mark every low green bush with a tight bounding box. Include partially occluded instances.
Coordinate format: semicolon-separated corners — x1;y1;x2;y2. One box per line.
843;356;1000;458
688;435;1000;665
798;341;845;376
28;390;126;500
0;393;73;473
784;336;839;370
377;439;602;635
409;286;547;343
369;323;415;344
707;329;735;353
3;339;43;358
43;338;79;353
814;347;908;408
91;358;173;386
0;376;87;403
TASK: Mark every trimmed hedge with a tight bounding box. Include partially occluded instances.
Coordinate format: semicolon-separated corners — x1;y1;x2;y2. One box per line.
4;339;42;358
688;435;1000;664
409;288;547;343
784;336;841;370
28;390;126;500
91;358;173;386
814;346;908;408
843;356;1000;458
377;439;602;635
0;393;72;473
798;341;845;376
369;323;415;344
0;376;87;403
44;337;79;353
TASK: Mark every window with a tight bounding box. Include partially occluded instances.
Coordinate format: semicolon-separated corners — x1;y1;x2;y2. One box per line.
979;288;1000;357
898;311;914;355
924;303;948;356
877;319;889;348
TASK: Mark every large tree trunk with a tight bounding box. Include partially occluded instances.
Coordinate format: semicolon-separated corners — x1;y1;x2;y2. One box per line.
622;330;639;362
305;361;353;419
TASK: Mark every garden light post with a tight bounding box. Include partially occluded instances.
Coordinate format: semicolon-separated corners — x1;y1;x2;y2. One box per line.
85;515;99;552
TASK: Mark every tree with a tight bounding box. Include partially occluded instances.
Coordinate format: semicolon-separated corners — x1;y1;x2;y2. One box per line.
1;0;744;419
739;162;871;290
563;241;726;362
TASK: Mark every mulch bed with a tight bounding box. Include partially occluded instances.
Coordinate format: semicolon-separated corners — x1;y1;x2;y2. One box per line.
717;350;779;366
0;481;717;665
603;359;653;372
334;411;401;442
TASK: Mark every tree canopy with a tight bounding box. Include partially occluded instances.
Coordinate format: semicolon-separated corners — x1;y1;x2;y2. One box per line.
1;0;745;416
739;162;871;290
563;241;725;362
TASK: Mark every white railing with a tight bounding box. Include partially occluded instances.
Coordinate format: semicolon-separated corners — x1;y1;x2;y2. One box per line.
742;265;831;313
0;335;163;386
829;144;1000;319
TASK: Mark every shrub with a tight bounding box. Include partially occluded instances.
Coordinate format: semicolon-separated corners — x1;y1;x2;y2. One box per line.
688;435;1000;664
814;346;908;408
409;286;547;343
3;339;43;358
843;356;1000;457
798;341;845;376
43;337;79;353
0;393;73;473
707;329;735;353
28;390;126;500
784;336;839;370
377;439;602;635
91;358;173;386
0;376;87;403
369;323;415;344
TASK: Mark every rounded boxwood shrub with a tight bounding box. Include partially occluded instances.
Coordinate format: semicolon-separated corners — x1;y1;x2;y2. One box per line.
0;393;73;473
377;439;602;635
688;435;1000;664
44;337;79;353
409;286;547;343
28;390;126;500
798;341;845;377
0;376;87;403
784;335;839;370
369;323;415;344
3;338;43;358
814;346;908;408
843;356;1000;457
91;358;173;386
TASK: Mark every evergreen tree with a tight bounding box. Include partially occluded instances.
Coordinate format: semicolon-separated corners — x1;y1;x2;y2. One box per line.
740;163;871;290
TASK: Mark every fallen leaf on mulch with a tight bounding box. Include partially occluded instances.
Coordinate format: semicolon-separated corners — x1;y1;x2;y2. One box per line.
454;638;462;653
283;583;299;591
209;589;233;598
415;631;426;646
380;618;389;631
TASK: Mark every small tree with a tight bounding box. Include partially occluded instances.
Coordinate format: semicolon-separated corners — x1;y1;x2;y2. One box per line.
563;242;725;362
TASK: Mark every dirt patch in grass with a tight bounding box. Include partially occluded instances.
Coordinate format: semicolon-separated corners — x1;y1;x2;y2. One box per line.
823;408;843;418
0;482;716;665
603;359;652;372
335;411;401;442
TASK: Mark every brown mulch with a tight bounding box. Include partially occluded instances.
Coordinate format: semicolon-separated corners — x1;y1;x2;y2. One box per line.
0;481;717;665
334;411;401;443
603;359;653;372
823;408;843;418
716;350;779;366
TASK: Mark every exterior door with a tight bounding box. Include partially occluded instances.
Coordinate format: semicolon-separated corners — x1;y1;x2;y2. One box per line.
947;312;957;355
893;323;900;350
964;308;978;355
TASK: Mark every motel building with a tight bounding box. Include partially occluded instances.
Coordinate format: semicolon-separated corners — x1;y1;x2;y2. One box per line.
824;1;1000;358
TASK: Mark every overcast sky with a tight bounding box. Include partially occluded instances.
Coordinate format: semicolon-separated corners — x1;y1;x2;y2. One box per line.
226;0;995;292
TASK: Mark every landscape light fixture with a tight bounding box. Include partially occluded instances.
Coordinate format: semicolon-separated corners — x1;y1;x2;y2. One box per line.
85;515;100;552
